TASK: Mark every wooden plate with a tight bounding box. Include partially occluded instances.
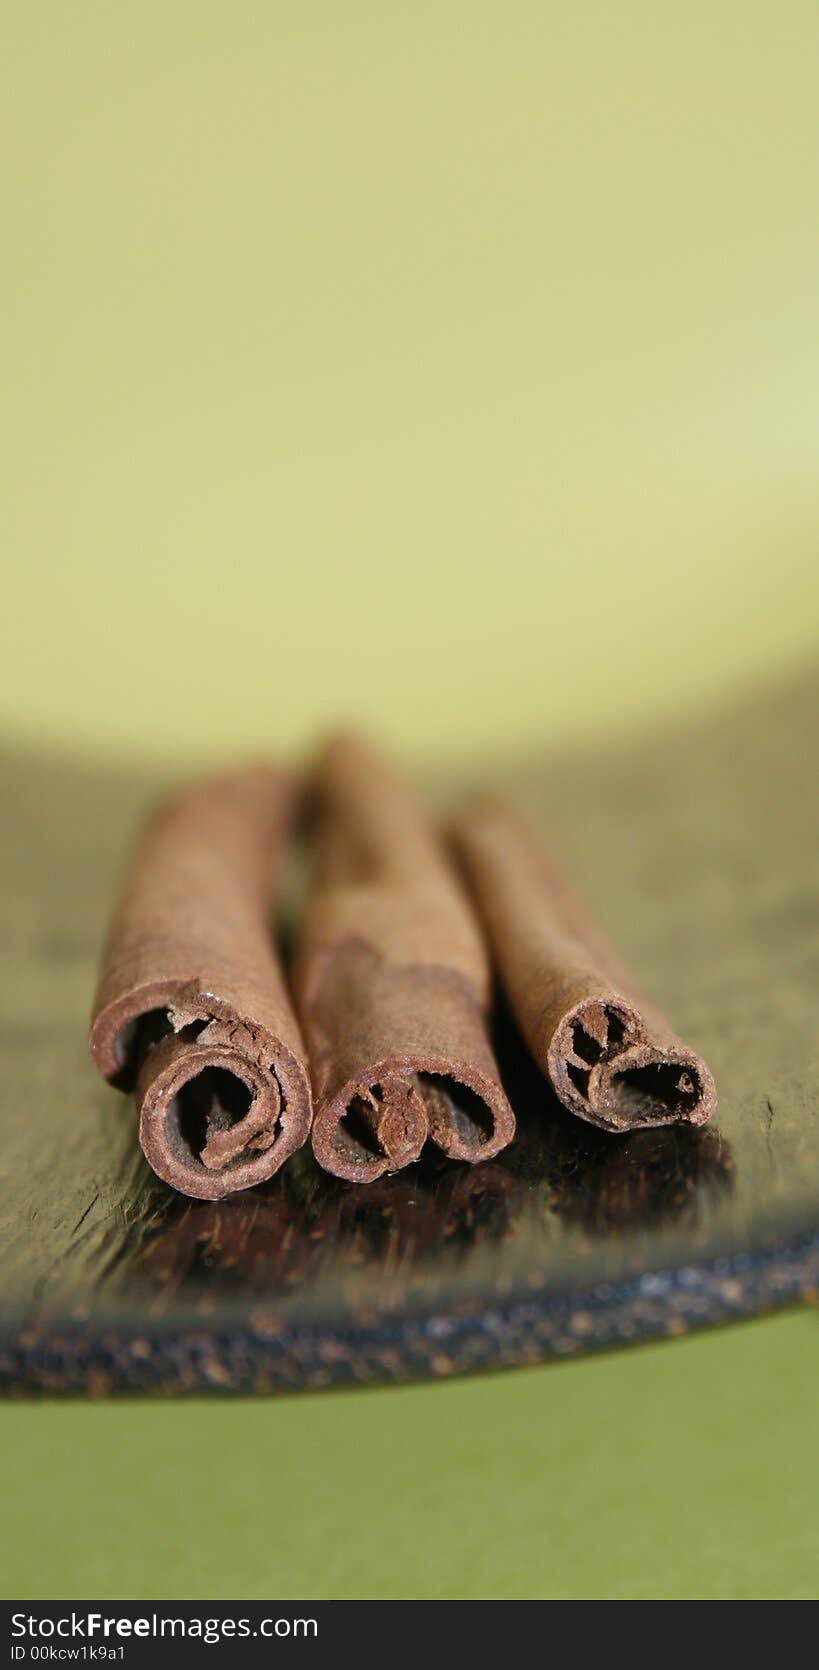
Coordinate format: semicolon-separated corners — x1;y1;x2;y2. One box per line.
1;669;817;1394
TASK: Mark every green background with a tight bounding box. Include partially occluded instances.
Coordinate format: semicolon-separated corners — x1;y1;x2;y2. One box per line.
1;2;818;765
4;1314;817;1599
1;2;818;1600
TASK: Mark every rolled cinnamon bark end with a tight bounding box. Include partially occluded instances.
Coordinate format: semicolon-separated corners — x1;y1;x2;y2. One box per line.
89;767;312;1199
549;995;715;1134
295;737;515;1182
451;804;716;1136
311;1065;429;1183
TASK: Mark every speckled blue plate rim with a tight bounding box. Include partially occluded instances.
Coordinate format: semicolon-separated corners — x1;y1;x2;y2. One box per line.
1;1225;817;1397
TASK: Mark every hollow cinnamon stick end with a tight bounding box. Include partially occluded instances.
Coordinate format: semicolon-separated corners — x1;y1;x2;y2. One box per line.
548;995;717;1135
312;1071;429;1184
137;1030;312;1201
88;982;177;1089
419;1069;516;1165
601;1040;717;1134
312;1056;516;1182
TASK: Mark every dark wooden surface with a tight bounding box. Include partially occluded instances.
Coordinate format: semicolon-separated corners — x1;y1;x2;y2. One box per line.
1;669;817;1394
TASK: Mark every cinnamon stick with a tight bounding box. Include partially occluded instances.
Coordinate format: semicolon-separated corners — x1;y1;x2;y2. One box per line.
293;737;515;1182
451;802;716;1134
89;767;312;1198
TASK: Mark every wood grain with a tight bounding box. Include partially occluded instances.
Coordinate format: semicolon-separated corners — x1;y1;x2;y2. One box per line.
1;668;817;1394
